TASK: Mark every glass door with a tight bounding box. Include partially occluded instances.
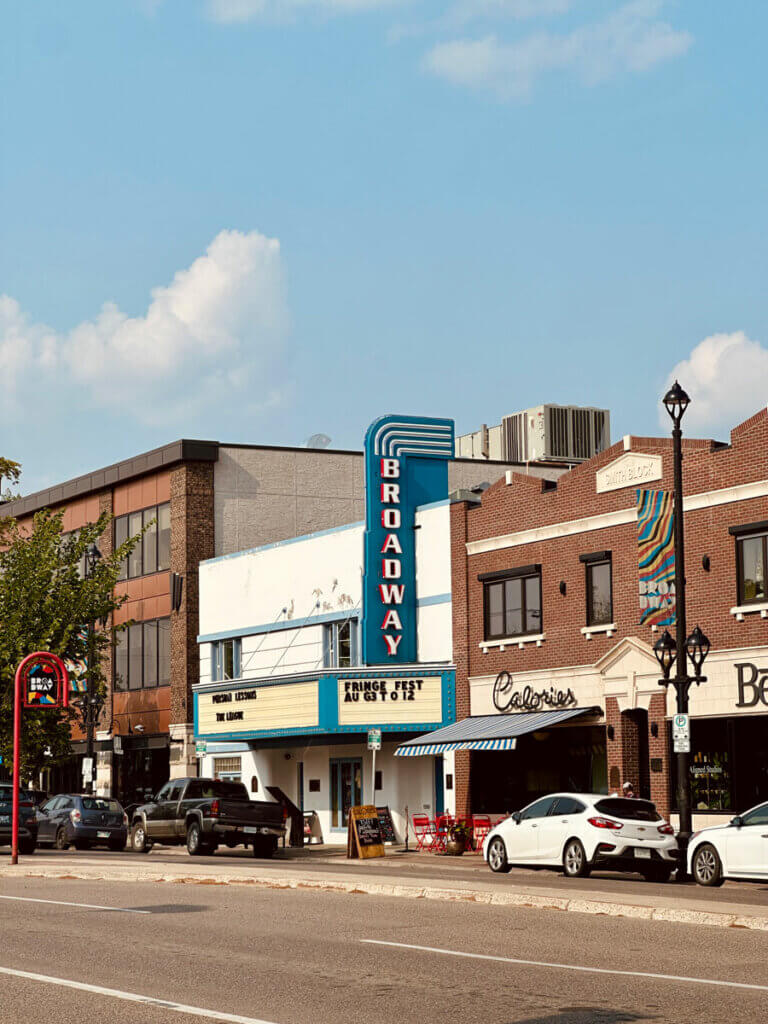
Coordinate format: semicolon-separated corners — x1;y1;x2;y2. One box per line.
330;758;362;830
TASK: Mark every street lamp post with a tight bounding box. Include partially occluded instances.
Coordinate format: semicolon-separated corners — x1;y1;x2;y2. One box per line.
653;382;711;876
81;543;104;796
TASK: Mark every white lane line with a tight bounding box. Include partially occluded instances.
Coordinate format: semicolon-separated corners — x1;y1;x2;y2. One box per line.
0;965;278;1024
361;940;768;994
0;895;150;914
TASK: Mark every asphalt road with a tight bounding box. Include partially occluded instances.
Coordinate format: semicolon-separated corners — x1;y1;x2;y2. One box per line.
14;844;768;908
1;874;767;1024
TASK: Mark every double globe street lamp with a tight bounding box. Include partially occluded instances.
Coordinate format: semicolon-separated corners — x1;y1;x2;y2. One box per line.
652;381;712;870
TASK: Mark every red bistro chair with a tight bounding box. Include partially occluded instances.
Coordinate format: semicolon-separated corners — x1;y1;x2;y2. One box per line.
471;814;492;853
412;814;436;851
433;814;453;853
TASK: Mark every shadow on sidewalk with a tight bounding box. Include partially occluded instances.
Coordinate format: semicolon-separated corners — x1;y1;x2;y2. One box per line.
509;1009;654;1023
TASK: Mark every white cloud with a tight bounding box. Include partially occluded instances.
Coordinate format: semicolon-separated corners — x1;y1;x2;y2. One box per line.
663;332;768;437
206;0;395;22
448;0;573;24
0;229;288;426
423;0;692;98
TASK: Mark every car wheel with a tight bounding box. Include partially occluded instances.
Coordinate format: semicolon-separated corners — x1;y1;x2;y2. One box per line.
186;821;208;856
641;864;672;884
131;822;152;854
18;838;36;855
563;839;591;878
692;844;724;887
252;837;277;859
53;828;70;851
487;837;511;874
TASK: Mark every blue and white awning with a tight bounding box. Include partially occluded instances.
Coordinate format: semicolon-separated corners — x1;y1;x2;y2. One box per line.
394;707;598;757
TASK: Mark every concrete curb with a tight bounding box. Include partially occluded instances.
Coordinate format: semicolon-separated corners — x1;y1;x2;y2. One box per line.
3;865;767;931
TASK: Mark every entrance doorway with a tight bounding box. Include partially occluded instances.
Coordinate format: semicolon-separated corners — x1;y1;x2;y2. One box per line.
330;758;362;830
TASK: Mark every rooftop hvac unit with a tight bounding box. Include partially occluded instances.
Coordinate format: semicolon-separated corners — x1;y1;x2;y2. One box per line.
502;405;610;463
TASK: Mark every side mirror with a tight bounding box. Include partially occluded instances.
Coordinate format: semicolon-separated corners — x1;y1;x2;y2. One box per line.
512;811;522;824
730;815;743;828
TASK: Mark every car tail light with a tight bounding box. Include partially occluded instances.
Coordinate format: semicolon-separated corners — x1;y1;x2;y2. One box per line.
122;813;129;828
657;823;674;836
19;801;33;809
70;809;82;825
209;800;220;816
588;816;623;830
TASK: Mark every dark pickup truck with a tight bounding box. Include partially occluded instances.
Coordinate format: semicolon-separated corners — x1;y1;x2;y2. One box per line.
0;784;38;854
130;777;285;858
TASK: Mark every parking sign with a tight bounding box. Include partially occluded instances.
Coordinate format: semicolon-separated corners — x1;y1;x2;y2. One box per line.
672;713;690;753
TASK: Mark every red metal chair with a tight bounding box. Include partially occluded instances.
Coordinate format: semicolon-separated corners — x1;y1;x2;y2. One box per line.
471;814;491;853
412;813;436;851
433;814;453;853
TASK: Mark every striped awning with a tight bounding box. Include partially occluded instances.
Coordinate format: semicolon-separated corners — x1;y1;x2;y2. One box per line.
394;707;598;757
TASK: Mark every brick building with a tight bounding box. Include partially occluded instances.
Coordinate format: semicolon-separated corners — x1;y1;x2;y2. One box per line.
448;407;768;829
1;435;546;803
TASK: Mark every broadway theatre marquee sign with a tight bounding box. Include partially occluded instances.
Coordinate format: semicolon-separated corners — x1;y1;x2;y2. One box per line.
338;675;443;726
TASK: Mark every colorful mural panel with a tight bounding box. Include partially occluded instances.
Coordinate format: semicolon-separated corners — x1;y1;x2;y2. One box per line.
637;489;676;627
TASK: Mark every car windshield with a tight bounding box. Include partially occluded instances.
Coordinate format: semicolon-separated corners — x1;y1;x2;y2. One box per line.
81;798;121;812
0;787;33;803
594;798;661;822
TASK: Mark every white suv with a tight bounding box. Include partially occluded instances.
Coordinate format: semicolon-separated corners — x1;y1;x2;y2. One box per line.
483;792;680;882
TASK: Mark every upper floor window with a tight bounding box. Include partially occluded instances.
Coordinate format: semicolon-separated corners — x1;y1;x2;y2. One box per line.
212;638;242;682
481;566;542;641
324;620;358;668
733;527;768;605
581;551;613;626
114;617;170;691
115;502;170;581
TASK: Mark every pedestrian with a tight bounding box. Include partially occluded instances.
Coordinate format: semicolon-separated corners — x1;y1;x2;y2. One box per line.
622;781;636;799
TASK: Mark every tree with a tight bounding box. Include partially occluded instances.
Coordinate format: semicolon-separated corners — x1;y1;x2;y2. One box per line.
0;508;140;780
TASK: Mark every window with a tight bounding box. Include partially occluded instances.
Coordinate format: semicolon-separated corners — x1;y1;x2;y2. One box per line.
581;553;612;626
552;797;586;816
213;757;242;781
593;798;661;822
741;803;768;827
114;502;171;580
114;617;171;691
212;639;241;681
330;758;362;829
324;620;357;668
737;532;767;604
482;568;542;640
520;796;557;820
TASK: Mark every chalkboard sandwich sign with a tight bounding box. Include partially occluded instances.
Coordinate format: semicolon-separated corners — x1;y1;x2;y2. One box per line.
347;805;385;859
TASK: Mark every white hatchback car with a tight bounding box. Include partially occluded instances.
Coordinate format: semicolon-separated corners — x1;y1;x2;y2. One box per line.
483;792;680;882
688;800;768;886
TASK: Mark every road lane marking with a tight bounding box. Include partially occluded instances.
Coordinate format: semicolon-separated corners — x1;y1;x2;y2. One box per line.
0;965;278;1024
361;940;768;994
0;895;150;914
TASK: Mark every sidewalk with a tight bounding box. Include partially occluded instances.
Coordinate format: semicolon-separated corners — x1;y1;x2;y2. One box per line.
3;844;768;932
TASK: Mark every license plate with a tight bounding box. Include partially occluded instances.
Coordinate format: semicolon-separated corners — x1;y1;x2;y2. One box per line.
243;826;259;834
634;847;651;859
0;815;9;824
97;831;110;838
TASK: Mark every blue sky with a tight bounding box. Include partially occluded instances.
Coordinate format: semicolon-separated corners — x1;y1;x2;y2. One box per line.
1;1;766;492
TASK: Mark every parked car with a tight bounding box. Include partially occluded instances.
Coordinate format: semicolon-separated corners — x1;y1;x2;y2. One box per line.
688;800;768;886
0;783;38;854
129;777;286;857
483;793;680;882
36;794;128;851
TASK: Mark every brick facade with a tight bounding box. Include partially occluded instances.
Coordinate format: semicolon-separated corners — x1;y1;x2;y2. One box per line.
450;408;768;819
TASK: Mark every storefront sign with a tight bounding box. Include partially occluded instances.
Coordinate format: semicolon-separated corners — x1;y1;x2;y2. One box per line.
197;681;319;736
672;713;690;753
22;655;67;708
735;662;768;707
492;672;576;714
596;453;662;493
637;489;676;628
362;415;454;664
338;676;443;726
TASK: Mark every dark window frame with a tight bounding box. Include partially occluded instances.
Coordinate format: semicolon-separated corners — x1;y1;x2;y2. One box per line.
734;530;768;606
114;502;171;581
584;556;613;627
482;568;542;641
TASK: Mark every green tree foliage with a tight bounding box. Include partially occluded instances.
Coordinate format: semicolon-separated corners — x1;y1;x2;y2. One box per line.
0;509;140;779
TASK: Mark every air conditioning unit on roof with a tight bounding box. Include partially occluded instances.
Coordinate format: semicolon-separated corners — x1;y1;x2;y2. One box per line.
501;405;610;464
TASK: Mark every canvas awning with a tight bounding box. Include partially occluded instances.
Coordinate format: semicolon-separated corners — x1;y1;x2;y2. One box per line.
394;707;599;756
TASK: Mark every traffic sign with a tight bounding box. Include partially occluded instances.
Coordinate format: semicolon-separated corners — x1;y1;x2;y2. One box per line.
367;729;382;751
81;756;94;779
672;713;690;753
196;741;207;756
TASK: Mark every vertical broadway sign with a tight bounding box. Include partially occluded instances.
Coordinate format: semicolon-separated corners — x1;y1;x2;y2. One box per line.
362;415;454;665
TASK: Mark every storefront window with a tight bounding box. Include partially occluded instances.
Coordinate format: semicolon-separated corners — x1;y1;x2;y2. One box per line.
682;719;731;812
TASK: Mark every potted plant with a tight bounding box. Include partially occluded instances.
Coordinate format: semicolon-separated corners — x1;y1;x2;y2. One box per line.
444;821;472;856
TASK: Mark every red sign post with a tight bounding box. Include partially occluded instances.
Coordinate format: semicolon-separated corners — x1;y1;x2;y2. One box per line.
11;652;69;864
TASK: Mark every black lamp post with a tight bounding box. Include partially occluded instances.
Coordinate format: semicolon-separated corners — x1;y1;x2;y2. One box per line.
654;382;711;874
80;543;104;796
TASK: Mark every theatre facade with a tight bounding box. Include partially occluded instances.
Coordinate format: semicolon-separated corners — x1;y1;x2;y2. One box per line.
444;408;768;829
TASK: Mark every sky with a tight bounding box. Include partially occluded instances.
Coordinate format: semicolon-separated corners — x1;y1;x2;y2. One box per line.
1;1;766;493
